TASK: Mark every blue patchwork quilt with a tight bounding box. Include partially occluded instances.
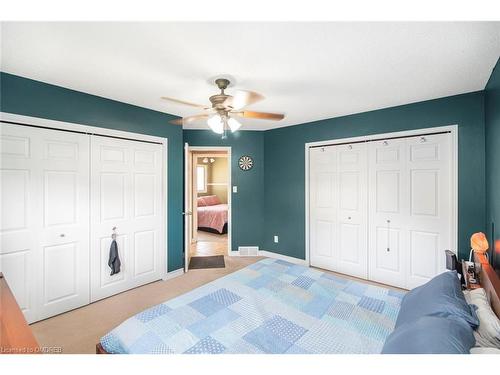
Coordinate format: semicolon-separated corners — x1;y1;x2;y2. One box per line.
101;258;405;354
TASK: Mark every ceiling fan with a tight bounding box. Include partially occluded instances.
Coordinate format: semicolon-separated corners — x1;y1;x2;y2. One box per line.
162;78;285;137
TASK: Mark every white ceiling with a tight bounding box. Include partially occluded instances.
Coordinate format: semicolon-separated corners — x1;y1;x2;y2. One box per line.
1;22;499;130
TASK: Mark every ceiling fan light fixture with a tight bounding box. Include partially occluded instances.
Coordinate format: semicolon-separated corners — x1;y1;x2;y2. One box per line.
207;114;224;134
228;117;242;132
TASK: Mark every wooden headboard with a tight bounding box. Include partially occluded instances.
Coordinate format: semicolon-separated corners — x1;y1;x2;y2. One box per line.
474;253;500;319
0;273;39;354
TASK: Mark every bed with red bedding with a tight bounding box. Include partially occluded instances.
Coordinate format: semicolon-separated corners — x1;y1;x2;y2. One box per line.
197;195;228;234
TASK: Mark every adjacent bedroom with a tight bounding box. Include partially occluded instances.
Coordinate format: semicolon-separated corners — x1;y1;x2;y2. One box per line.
1;9;500;370
189;150;230;268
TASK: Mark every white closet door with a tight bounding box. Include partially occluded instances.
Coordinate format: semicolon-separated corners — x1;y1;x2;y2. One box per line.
309;146;338;271
1;124;41;323
336;143;368;279
90;136;163;302
368;134;452;289
309;144;367;277
36;128;90;320
368;139;408;288
406;134;451;289
0;123;90;322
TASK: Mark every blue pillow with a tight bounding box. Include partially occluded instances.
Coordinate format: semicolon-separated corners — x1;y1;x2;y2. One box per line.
395;271;479;329
382;315;475;354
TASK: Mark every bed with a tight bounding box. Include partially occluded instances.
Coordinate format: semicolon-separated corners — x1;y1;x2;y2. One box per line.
97;253;500;354
98;258;404;354
197;195;228;234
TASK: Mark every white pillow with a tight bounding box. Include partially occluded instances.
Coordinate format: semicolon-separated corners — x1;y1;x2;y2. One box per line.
470;347;500;354
463;288;500;349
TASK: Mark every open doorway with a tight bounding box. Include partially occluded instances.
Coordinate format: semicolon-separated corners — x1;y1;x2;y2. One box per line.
185;146;231;269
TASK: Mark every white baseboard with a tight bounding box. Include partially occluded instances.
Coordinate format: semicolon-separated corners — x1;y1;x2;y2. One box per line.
162;268;184;281
258;250;308;266
230;247;308;266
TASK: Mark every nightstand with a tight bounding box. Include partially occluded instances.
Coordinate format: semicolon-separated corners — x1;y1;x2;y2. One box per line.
462;261;481;290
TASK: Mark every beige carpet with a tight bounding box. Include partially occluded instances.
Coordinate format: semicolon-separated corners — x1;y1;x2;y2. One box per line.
30;256;264;354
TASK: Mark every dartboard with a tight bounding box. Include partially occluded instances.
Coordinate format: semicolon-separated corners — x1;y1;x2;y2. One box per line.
238;155;254;171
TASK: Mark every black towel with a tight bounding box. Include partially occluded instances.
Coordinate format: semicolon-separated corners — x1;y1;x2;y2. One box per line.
108;239;121;275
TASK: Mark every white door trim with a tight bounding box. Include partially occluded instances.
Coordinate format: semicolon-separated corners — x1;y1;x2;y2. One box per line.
305;125;459;268
188;146;232;256
1;111;169;280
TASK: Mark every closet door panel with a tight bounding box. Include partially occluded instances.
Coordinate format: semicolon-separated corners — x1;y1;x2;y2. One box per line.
309;147;338;271
0;124;38;322
37;129;90;321
336;143;368;279
90;136;163;302
0;123;90;322
368;139;407;288
406;134;451;289
130;143;163;285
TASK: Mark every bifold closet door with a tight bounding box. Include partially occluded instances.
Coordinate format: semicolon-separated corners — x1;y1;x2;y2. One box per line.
90;136;163;302
405;134;451;289
309;143;368;278
309;146;338;271
367;139;408;288
0;123;90;323
368;134;452;289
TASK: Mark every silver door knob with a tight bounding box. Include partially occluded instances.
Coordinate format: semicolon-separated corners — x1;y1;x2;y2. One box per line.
60;234;66;238
182;211;193;216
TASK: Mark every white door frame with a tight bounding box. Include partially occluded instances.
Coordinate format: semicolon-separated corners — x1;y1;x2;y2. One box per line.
184;143;192;272
305;124;458;267
0;112;169;279
191;151;229;243
186;146;232;258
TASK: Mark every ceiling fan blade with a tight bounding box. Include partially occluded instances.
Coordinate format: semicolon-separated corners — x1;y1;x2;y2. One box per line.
168;114;209;125
169;118;184;125
224;90;264;110
233;111;285;121
161;96;207;108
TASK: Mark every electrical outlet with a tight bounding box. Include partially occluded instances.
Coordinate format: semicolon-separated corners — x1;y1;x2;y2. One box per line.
232;186;237;193
274;235;279;243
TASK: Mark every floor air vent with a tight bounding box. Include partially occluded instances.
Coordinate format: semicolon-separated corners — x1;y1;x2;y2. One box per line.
238;246;259;256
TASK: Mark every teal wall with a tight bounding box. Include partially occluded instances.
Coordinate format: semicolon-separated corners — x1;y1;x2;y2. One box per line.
183;130;265;251
264;92;486;261
1;71;492;267
0;72;184;272
485;57;500;267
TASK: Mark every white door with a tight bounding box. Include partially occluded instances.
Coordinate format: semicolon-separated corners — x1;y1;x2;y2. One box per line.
368;134;452;289
0;123;90;323
309;143;368;277
405;134;451;289
184;143;192;272
368;138;408;288
309;146;338;272
90;136;163;302
336;143;368;279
